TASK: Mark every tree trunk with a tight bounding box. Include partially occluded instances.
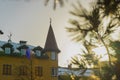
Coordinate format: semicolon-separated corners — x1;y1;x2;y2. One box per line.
97;32;112;66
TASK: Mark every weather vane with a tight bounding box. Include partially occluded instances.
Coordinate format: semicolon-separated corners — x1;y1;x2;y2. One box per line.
8;33;12;41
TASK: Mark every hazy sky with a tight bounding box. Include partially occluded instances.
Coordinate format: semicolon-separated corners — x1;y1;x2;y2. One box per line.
0;0;92;67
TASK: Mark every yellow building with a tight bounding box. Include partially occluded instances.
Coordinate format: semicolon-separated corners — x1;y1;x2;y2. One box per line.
0;23;60;80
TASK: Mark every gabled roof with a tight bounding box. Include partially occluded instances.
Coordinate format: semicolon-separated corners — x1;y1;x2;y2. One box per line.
43;23;60;53
2;43;13;49
33;46;43;51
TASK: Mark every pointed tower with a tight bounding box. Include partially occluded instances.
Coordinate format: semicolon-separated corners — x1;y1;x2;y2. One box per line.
43;21;60;53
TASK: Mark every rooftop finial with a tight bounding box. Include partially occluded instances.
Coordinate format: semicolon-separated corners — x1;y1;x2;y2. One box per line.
50;18;52;24
8;33;12;43
8;33;12;40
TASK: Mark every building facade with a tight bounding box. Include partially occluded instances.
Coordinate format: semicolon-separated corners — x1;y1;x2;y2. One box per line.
0;23;60;80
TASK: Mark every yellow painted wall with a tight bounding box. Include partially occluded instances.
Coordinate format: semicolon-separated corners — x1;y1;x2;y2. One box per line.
0;52;58;80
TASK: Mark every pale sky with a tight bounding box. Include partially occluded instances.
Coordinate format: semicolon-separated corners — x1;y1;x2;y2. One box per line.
0;0;93;67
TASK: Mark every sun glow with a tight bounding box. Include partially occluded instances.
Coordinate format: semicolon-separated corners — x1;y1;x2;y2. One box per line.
55;0;59;4
59;40;84;67
59;39;109;67
92;46;108;61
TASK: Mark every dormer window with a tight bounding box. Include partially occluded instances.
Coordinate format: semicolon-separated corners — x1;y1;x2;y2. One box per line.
35;50;41;56
5;47;11;54
21;49;26;55
51;52;56;60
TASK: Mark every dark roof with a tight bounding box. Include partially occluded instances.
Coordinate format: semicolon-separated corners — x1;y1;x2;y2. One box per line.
17;45;29;51
2;43;13;49
43;24;60;53
1;43;14;53
0;41;49;59
19;40;27;44
33;46;43;51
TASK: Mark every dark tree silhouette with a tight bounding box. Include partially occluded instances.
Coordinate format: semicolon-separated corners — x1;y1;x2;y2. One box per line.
66;1;120;79
66;0;120;67
97;0;120;18
71;41;100;79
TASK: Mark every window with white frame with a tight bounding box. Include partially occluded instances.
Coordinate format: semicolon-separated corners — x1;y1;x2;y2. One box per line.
51;67;58;76
35;66;43;76
51;52;56;60
19;65;27;75
3;64;12;75
5;47;11;54
35;50;41;56
21;49;26;55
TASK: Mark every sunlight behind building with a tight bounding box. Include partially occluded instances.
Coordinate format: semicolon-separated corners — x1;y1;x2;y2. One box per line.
59;40;84;67
93;46;108;61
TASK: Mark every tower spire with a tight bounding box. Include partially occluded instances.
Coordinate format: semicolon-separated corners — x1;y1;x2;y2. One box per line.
43;21;60;53
50;18;52;24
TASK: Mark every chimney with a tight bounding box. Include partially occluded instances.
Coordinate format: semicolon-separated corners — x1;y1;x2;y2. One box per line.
19;40;27;45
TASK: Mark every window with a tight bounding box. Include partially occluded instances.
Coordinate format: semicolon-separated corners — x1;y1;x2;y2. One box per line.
5;47;11;54
19;65;27;75
35;66;43;76
35;50;41;56
21;49;26;55
51;52;56;60
51;67;57;76
3;64;12;75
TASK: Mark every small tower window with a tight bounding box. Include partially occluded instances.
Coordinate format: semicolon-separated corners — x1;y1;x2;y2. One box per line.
51;67;58;76
51;52;56;60
5;47;11;54
35;50;41;56
21;49;26;55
